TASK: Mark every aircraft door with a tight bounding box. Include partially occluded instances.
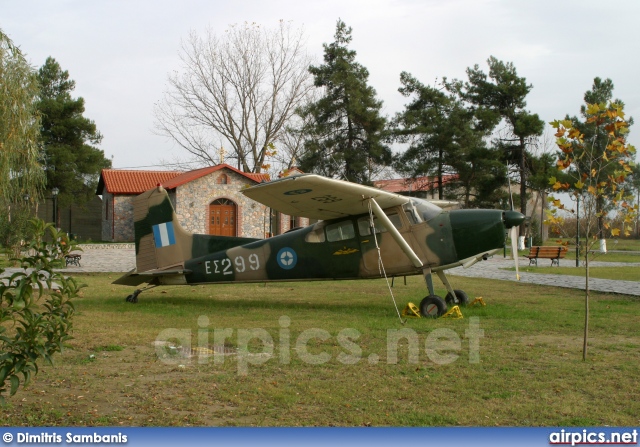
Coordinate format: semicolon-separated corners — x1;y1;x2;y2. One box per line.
357;210;417;276
322;219;362;279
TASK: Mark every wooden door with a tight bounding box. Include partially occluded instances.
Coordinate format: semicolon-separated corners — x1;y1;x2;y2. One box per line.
209;199;236;236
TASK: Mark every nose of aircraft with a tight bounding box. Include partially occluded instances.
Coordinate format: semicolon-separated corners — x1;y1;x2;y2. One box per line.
503;210;525;229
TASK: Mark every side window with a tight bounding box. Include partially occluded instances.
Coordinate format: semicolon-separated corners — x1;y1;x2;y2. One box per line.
357;213;402;236
325;220;355;242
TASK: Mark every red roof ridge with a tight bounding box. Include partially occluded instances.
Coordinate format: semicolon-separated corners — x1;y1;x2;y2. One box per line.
162;163;269;189
374;175;457;193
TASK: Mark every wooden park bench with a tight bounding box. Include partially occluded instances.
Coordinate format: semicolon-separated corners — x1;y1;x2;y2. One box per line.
524;246;568;266
64;253;82;267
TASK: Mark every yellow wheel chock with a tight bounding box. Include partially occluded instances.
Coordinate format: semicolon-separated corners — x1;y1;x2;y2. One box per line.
441;305;463;319
402;302;421;318
469;297;486;307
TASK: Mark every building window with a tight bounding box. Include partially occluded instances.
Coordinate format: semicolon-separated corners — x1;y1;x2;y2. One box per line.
217;174;229;185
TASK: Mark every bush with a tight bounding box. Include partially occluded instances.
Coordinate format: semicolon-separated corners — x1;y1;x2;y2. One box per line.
0;219;82;404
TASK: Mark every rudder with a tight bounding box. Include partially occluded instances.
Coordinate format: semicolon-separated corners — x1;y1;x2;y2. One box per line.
133;185;193;272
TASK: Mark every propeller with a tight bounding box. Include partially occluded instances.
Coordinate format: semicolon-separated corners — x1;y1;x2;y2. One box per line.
507;178;521;280
510;225;520;280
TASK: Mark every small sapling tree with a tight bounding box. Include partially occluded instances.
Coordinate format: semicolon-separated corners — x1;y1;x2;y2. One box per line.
546;101;637;360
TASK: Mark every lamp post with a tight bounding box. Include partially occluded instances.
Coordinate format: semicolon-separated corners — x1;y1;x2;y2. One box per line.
52;187;59;228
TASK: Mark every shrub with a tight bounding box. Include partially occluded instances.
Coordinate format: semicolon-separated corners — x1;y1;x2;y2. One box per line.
0;220;82;403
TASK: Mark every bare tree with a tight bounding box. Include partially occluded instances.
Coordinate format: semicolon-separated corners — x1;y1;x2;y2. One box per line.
154;21;314;173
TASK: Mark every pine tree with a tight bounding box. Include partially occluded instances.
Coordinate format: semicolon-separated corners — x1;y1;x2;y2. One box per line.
37;57;111;208
299;20;390;184
461;57;544;221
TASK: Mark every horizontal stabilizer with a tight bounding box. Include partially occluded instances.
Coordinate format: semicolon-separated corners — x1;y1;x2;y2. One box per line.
138;268;193;276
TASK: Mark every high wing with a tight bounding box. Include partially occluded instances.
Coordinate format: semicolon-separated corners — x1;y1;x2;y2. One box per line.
242;174;410;220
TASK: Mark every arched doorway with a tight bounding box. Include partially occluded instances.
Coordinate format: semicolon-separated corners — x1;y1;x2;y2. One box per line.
209;198;237;236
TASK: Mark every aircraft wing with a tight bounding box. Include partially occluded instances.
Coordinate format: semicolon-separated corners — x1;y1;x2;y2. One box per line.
242;174;410;220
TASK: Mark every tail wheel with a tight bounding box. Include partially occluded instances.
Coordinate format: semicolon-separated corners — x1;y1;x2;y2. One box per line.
125;289;141;304
445;289;469;307
419;295;447;318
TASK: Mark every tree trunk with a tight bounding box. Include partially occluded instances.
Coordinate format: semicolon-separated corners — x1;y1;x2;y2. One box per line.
583;257;589;361
438;148;444;200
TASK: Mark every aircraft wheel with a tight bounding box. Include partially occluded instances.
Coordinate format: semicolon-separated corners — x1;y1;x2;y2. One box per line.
445;289;469;307
125;290;140;304
419;295;447;318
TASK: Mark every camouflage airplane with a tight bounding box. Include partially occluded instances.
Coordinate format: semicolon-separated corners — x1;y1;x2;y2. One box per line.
114;174;525;317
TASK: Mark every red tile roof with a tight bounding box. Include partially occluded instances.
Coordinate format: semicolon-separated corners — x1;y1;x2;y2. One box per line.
97;164;270;195
374;175;456;193
161;164;269;189
98;169;182;194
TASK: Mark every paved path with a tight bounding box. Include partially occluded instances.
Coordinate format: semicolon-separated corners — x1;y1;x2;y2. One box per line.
4;245;639;296
65;245;136;273
449;255;640;296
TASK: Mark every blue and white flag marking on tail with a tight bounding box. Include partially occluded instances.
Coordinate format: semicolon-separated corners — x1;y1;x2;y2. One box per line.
152;222;176;248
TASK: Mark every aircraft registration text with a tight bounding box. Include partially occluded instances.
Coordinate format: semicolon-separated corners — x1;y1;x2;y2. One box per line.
205;254;260;276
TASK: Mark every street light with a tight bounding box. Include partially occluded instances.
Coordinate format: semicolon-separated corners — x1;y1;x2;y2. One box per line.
52;187;59;228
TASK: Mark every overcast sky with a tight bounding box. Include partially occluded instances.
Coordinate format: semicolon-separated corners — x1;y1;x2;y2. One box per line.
4;0;640;171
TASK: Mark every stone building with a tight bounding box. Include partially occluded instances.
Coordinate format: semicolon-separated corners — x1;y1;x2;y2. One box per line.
97;164;308;242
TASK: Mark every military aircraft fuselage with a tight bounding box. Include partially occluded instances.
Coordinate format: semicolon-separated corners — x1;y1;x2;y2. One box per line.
117;176;526;316
181;200;509;285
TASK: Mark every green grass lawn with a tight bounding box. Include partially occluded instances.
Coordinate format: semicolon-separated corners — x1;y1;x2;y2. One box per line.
546;238;640;251
2;273;639;427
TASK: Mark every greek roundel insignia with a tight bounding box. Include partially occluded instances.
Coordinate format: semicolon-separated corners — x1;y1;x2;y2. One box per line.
277;247;297;270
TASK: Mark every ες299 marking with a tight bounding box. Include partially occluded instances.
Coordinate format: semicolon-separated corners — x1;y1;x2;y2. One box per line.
204;254;260;276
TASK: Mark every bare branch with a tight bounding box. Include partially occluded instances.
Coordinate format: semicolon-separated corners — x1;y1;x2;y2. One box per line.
154;21;315;173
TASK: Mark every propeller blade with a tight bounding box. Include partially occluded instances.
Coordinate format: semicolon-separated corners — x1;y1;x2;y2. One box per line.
510;226;520;280
508;177;514;211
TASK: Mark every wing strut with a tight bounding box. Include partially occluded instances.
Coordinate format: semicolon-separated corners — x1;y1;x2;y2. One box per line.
367;198;423;269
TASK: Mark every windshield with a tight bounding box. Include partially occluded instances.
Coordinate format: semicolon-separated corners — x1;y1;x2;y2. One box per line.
409;198;442;222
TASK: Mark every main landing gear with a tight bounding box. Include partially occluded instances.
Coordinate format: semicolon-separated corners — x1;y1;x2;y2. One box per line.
125;285;157;303
419;268;468;318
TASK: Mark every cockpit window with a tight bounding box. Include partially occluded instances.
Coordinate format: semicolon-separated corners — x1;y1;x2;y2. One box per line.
357;213;402;236
325;220;356;242
410;198;442;222
403;201;421;224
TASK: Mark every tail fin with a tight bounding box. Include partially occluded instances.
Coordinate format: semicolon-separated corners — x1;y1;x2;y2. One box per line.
133;185;193;272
